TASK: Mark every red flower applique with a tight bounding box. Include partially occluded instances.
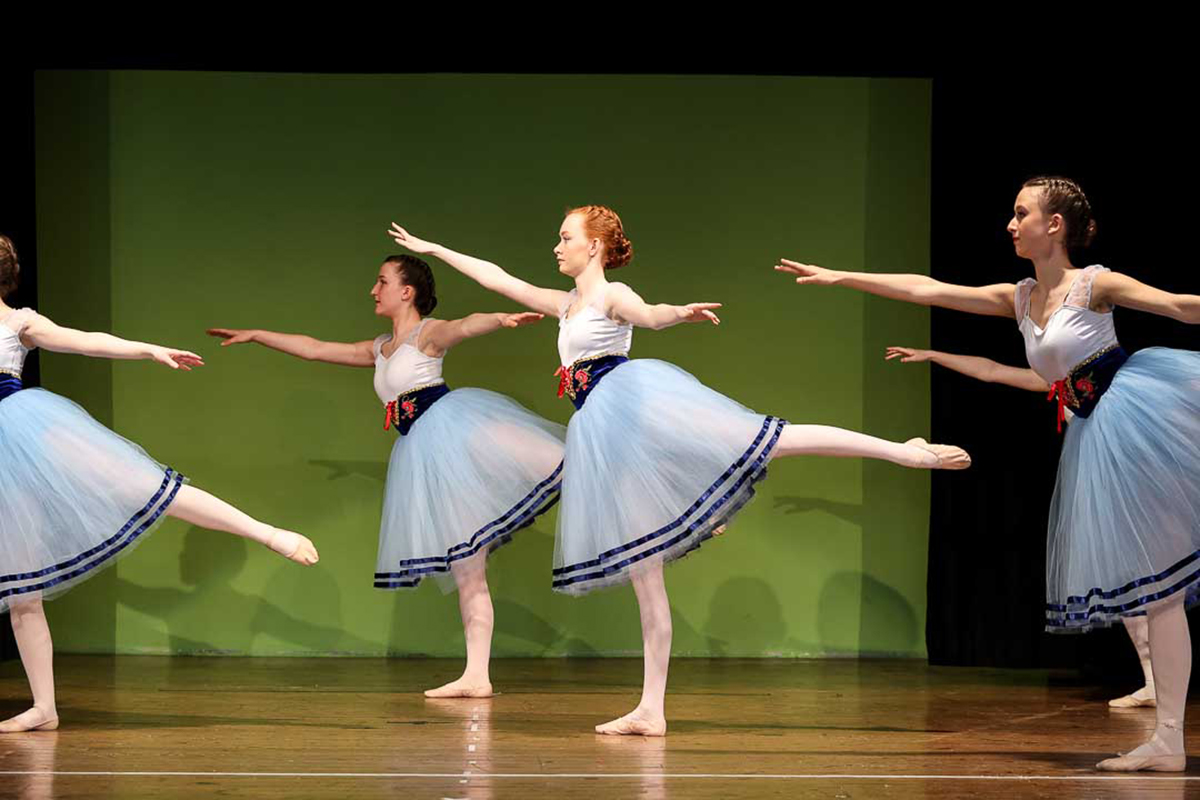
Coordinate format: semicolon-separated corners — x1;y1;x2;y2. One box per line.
554;364;592;400
384;396;420;430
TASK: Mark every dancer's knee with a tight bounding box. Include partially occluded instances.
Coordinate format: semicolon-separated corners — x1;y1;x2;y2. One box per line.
9;595;45;625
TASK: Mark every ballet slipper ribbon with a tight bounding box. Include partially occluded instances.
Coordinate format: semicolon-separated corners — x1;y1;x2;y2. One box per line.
1047;380;1067;434
384;400;398;431
554;365;570;398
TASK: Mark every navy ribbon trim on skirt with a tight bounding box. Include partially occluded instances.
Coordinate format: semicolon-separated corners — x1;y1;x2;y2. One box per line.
386;383;451;436
0;375;23;402
551;415;787;591
1;468;185;603
1045;547;1200;628
372;460;564;589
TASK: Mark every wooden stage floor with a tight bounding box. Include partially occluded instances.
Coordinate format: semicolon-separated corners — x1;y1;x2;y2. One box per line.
1;656;1196;798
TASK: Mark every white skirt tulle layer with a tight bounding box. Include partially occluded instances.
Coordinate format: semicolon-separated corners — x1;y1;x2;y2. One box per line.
1046;348;1200;632
1;389;184;615
552;360;784;595
374;388;565;593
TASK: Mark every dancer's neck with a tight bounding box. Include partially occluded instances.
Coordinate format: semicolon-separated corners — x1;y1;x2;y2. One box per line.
573;263;609;302
1031;247;1077;289
390;307;424;342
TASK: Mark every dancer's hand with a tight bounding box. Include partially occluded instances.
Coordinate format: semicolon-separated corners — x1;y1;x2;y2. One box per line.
775;259;840;285
500;312;544;328
387;223;438;254
149;346;204;371
885;346;933;363
680;303;722;325
206;328;256;346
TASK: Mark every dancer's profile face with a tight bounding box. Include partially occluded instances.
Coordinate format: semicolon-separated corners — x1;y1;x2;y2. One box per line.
371;264;412;317
1007;186;1059;260
554;213;595;277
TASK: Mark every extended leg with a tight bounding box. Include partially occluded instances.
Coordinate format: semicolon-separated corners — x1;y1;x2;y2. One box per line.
166;484;318;565
770;425;970;469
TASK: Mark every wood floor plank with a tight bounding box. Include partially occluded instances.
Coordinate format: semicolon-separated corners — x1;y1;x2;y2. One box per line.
1;657;1194;799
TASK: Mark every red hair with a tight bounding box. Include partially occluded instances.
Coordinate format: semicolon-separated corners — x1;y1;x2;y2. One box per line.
567;205;634;270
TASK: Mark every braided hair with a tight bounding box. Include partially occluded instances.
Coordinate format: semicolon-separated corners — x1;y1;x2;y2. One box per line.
1022;176;1098;251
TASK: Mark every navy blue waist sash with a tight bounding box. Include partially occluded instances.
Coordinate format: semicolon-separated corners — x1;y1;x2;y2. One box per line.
555;354;629;410
0;374;23;402
384;383;450;436
1048;345;1129;432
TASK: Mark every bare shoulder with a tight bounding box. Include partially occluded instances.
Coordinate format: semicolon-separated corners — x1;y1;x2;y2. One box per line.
602;281;643;315
4;309;53;349
605;281;642;302
9;308;50;332
417;318;450;357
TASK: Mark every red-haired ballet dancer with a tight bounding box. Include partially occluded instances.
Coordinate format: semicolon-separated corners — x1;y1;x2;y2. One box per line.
387;207;969;735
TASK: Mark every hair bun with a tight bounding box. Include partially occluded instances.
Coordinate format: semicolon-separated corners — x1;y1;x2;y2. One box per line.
607;233;634;270
0;235;20;298
568;205;634;270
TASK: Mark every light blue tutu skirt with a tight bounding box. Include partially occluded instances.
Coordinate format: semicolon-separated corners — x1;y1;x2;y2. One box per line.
0;388;185;615
552;360;785;595
1046;347;1200;632
374;388;565;592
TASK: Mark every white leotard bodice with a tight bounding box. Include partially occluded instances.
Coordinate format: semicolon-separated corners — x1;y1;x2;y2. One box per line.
1016;265;1120;382
372;319;444;403
556;284;633;366
0;308;36;377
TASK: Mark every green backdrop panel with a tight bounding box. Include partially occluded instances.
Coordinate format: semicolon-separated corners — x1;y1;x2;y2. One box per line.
33;72;931;657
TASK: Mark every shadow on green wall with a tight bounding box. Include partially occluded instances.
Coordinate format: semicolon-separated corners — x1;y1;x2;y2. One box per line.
309;459;388;483
115;527;378;655
382;526;607;658
774;492;919;655
703;577;789;656
773;494;868;527
818;573;918;656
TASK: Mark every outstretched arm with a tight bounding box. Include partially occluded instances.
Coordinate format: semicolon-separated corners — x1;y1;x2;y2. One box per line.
22;314;204;370
206;328;375;367
387;224;569;317
605;282;721;330
420;312;544;356
1093;271;1200;324
775;259;1016;318
885;346;1050;392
